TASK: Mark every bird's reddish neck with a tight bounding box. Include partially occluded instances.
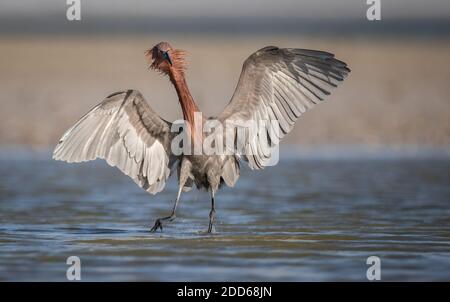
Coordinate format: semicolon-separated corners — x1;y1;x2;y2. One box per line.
169;69;202;135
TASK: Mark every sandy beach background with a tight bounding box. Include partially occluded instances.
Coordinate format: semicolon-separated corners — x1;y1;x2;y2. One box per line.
1;35;449;149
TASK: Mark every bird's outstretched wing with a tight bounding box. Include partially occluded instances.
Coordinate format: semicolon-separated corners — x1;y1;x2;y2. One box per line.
53;90;178;194
218;46;350;169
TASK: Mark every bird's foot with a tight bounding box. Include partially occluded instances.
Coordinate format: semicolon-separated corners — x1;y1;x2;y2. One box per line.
150;215;175;232
150;219;163;232
207;209;216;233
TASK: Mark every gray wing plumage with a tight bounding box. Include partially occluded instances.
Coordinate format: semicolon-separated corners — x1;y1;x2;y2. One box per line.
218;46;350;169
53;89;178;194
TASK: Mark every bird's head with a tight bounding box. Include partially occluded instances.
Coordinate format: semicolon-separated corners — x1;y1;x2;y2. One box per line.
146;41;187;75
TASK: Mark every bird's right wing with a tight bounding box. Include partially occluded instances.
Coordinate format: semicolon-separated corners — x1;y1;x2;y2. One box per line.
218;46;350;169
53;90;178;194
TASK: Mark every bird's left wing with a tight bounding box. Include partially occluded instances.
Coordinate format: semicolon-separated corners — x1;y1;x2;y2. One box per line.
218;46;350;169
53;90;179;194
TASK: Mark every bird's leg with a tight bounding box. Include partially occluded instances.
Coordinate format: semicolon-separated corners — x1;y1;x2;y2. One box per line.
150;186;182;232
208;190;216;233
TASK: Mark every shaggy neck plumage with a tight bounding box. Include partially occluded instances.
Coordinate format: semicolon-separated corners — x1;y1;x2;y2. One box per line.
170;71;199;125
169;68;203;142
148;48;203;141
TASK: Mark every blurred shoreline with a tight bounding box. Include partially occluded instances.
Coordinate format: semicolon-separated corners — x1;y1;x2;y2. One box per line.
1;34;449;148
2;145;449;161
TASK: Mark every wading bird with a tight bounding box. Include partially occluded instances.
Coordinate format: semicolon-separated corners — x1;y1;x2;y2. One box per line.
53;42;350;233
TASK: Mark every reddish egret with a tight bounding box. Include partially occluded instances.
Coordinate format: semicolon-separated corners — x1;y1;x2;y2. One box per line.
53;42;350;233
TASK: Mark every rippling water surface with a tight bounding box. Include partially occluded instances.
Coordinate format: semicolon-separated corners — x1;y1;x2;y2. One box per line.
0;151;449;281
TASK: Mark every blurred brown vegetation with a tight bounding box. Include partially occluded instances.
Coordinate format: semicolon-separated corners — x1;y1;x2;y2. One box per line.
0;34;449;147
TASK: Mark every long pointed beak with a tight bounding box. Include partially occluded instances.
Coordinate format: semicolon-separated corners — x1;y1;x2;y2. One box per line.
164;51;173;66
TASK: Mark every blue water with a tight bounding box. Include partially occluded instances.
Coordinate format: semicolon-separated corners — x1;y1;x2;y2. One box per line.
0;151;449;281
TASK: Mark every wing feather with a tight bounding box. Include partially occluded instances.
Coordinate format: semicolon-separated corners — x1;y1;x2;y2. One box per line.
53;90;178;194
218;46;350;169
